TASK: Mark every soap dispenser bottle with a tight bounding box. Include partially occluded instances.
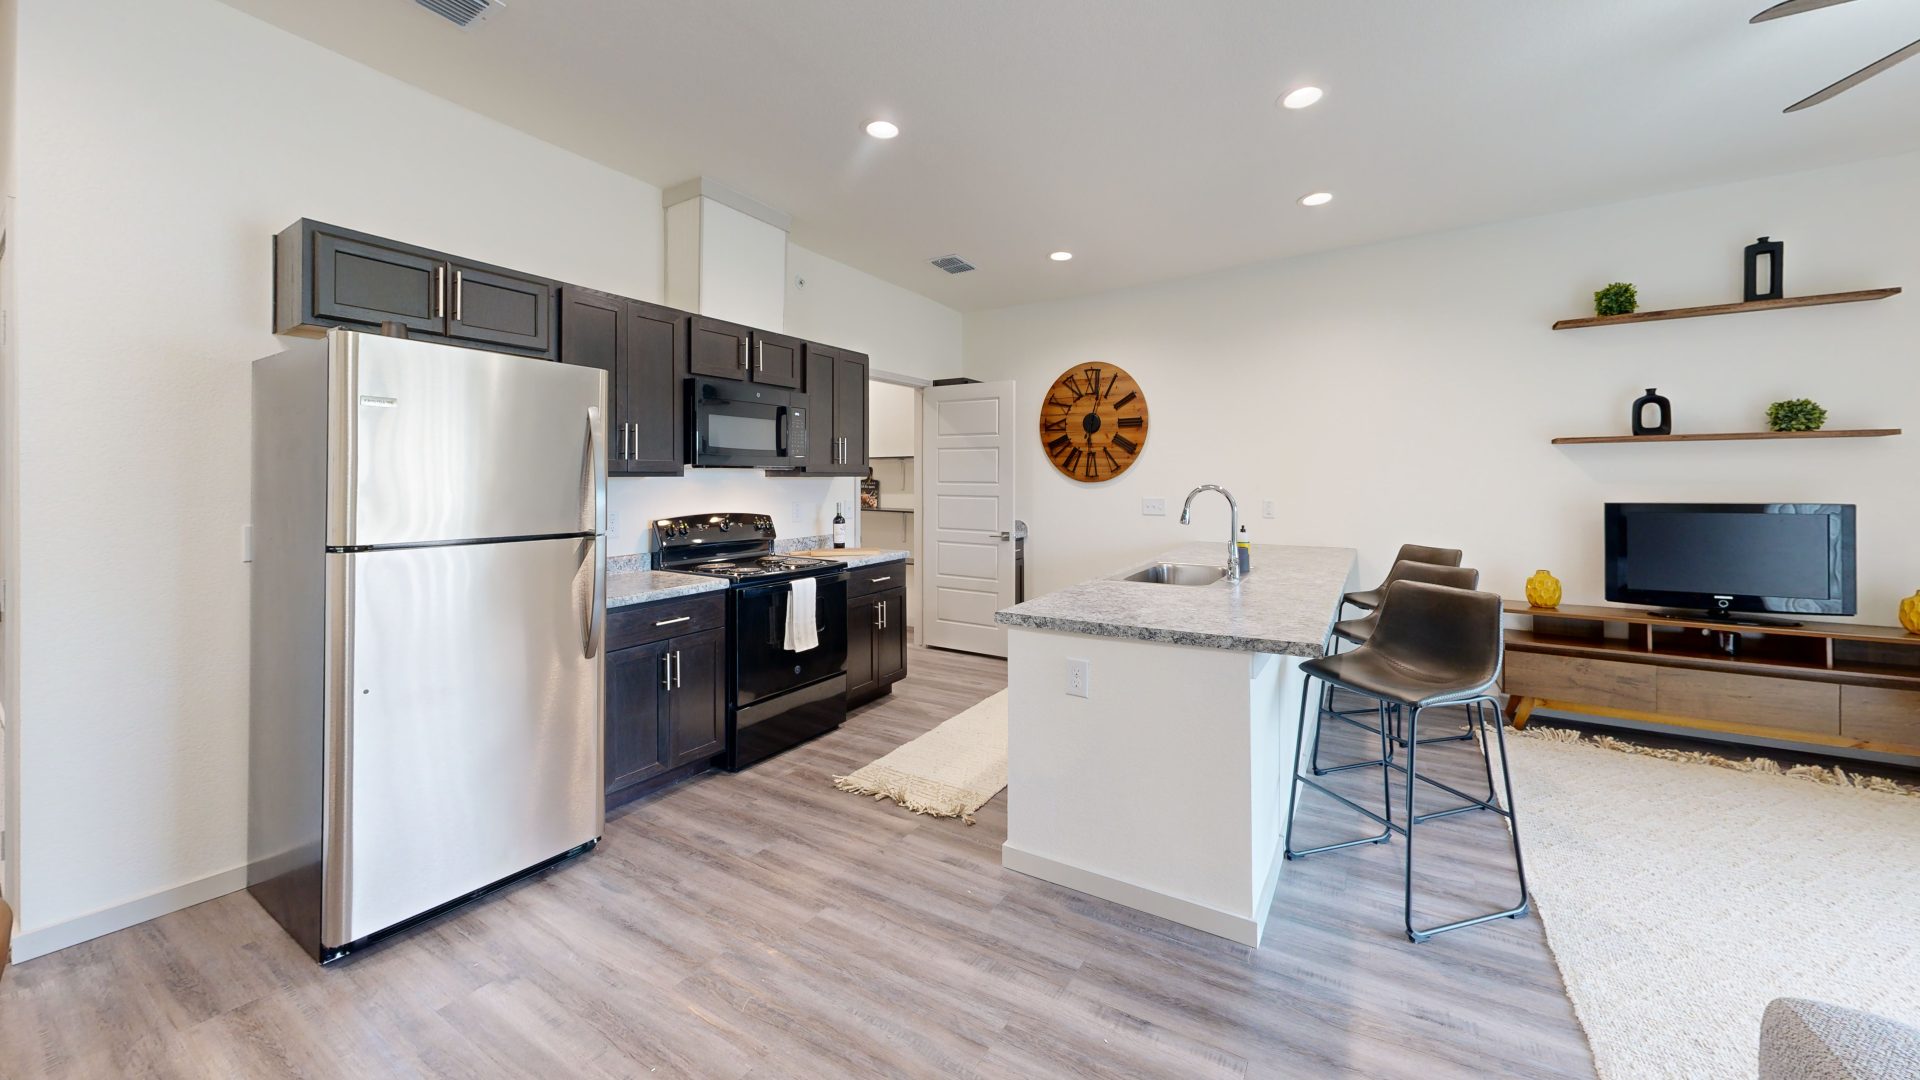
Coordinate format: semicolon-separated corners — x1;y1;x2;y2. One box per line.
1236;525;1251;577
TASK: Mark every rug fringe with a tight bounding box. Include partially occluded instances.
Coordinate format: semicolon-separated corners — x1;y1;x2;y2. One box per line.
832;773;986;824
1509;725;1920;798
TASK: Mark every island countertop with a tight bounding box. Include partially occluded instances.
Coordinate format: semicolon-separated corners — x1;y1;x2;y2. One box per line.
993;543;1357;657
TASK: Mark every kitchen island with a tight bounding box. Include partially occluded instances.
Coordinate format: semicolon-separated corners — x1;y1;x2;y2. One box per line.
993;542;1357;946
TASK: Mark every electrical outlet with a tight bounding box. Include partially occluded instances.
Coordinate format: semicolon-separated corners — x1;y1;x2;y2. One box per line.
607;510;619;535
792;501;805;527
1142;497;1166;517
241;524;253;563
1065;657;1090;698
1262;500;1276;519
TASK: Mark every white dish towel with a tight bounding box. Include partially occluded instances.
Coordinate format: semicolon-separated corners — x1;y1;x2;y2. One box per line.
784;576;819;652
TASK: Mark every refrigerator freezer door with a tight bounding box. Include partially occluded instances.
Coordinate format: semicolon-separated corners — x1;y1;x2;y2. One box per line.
330;330;607;548
322;536;605;948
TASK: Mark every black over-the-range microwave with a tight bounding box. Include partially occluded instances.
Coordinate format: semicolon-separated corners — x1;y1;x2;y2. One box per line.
687;377;808;469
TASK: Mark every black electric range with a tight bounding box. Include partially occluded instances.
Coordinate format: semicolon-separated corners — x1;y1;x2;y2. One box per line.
655;513;850;771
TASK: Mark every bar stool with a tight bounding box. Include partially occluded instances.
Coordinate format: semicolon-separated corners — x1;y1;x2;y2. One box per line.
1283;579;1529;942
1312;561;1482;775
1342;544;1464;616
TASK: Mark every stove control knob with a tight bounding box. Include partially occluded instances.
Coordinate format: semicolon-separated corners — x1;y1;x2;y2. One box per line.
718;521;730;532
677;523;689;537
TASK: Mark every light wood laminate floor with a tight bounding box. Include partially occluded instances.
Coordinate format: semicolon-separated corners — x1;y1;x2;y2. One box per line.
0;647;1594;1078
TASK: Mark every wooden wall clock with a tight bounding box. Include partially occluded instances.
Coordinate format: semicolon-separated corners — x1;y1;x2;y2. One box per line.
1039;363;1149;482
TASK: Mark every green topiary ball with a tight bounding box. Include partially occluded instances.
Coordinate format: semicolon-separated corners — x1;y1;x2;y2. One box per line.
1594;282;1638;317
1766;399;1828;433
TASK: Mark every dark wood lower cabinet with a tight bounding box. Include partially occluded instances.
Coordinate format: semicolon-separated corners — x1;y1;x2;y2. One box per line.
604;601;728;808
847;574;908;707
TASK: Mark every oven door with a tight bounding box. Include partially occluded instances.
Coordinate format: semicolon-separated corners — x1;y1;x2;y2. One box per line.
688;378;803;469
733;571;849;704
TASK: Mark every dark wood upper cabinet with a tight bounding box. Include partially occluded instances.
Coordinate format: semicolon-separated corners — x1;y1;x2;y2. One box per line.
689;315;752;380
783;342;869;475
625;300;687;474
559;288;686;476
558;287;624;469
274;219;556;358
751;330;803;388
308;231;444;336
447;261;553;353
833;350;870;472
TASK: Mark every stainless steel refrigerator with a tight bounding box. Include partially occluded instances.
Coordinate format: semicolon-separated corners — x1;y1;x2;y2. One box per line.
250;329;607;962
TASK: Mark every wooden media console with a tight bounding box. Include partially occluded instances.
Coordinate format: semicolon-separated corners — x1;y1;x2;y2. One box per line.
1502;602;1920;758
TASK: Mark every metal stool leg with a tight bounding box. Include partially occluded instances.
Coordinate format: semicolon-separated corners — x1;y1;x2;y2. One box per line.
1402;695;1532;942
1286;683;1394;860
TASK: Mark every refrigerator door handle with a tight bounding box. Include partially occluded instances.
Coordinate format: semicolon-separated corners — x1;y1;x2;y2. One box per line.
583;404;607;659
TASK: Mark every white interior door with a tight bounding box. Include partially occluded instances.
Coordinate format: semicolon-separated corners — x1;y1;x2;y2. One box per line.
920;381;1016;657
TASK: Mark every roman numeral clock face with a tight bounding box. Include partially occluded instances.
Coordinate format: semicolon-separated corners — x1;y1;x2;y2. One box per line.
1040;363;1148;483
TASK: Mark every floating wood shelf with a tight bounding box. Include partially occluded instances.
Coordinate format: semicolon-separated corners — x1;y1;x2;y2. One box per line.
1552;429;1901;446
1551;287;1900;330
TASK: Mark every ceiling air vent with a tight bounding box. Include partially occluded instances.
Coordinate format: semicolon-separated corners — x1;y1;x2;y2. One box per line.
413;0;502;29
929;254;976;275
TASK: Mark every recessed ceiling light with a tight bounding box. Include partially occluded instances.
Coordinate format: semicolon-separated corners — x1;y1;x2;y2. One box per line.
1298;192;1333;207
1049;251;1074;262
865;120;899;139
1280;86;1324;110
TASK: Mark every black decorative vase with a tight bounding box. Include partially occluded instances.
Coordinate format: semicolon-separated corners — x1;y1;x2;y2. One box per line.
1743;236;1784;302
1631;388;1672;436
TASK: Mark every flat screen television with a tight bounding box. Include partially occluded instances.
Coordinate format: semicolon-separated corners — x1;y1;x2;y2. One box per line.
1603;503;1855;622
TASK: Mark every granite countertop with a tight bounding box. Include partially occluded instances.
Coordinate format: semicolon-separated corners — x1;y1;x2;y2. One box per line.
789;548;912;569
993;543;1357;657
605;563;728;608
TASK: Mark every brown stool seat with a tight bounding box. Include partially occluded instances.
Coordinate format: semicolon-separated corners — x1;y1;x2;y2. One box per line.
1332;564;1479;646
1343;544;1464;611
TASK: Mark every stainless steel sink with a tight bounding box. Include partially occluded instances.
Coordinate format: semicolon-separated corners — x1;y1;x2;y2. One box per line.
1121;562;1228;586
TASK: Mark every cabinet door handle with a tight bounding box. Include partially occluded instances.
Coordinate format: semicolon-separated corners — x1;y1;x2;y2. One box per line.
738;338;749;369
626;422;636;460
875;601;884;629
870;576;891;584
434;265;446;319
756;340;764;372
674;649;684;689
662;652;673;691
881;600;888;630
453;269;463;322
654;615;691;627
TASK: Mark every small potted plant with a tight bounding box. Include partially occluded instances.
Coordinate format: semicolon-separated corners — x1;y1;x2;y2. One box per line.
1593;282;1638;317
1766;398;1828;433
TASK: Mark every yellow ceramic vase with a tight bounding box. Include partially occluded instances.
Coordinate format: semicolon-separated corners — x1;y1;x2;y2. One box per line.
1525;570;1563;610
1901;591;1920;635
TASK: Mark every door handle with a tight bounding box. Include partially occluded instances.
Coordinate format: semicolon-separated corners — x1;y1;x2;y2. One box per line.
674;649;684;689
739;338;750;370
662;652;673;691
585;541;605;660
756;340;764;373
875;600;884;629
433;265;446;319
453;270;463;322
994;530;1012;540
870;576;892;584
881;600;888;630
654;615;691;627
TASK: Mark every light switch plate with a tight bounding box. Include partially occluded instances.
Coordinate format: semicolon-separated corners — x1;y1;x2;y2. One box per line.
1065;657;1090;698
1262;500;1276;519
1142;497;1166;517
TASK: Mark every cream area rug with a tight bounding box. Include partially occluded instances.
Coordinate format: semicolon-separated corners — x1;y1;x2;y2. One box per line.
1503;728;1920;1080
834;690;1007;823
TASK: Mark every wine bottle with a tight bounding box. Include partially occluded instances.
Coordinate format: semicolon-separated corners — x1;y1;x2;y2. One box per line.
832;502;847;549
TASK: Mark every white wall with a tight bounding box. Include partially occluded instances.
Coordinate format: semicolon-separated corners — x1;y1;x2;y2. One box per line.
605;472;859;558
867;380;918;458
666;196;788;330
5;0;674;950
786;244;963;382
966;151;1920;619
0;0;19;910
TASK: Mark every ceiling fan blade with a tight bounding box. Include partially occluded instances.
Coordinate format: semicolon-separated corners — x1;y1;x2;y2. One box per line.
1751;0;1859;24
1785;38;1920;111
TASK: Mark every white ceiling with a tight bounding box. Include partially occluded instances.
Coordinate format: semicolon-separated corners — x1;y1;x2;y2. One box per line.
220;0;1920;311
